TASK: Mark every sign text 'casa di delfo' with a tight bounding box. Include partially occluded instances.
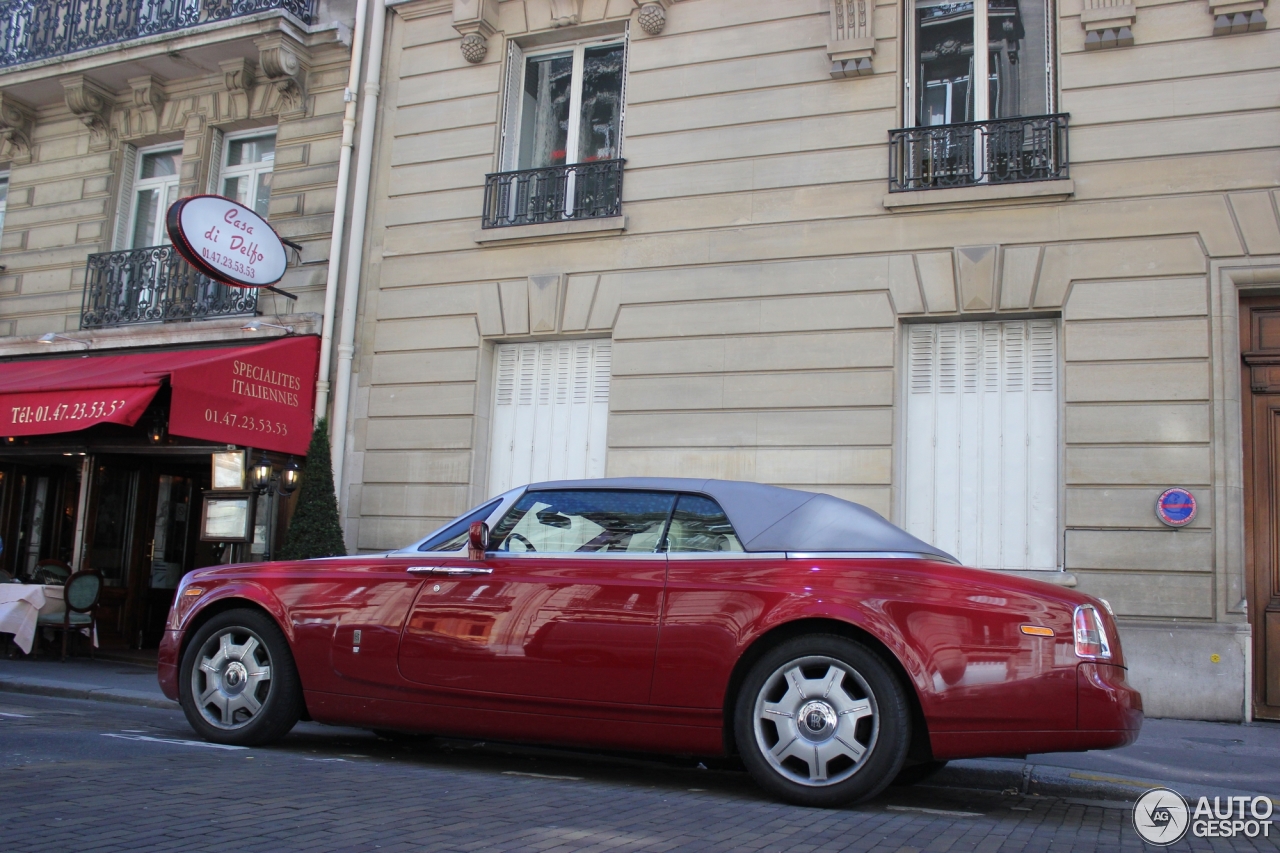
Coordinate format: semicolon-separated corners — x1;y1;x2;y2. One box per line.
166;195;288;288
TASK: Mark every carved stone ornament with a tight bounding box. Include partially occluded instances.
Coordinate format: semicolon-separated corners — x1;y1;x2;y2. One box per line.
116;75;168;139
1080;0;1136;50
0;93;34;163
636;1;669;34
453;0;498;62
1208;0;1267;34
61;75;114;149
257;36;309;113
550;0;581;27
828;0;875;78
460;32;489;62
219;57;257;93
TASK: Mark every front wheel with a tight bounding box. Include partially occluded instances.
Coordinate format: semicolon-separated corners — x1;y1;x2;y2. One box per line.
734;635;910;807
178;609;302;746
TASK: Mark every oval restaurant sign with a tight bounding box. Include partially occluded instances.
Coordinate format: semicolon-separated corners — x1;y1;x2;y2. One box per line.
1156;488;1197;527
166;195;287;288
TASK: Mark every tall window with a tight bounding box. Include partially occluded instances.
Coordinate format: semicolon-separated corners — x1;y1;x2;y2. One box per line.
902;320;1059;571
129;145;181;248
911;0;1051;126
220;131;275;218
504;39;626;171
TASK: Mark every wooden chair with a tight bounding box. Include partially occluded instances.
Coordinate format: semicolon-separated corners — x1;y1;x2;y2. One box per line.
33;558;70;585
37;570;101;662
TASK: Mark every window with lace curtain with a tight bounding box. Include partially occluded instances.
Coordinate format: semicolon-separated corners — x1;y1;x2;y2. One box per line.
502;37;626;171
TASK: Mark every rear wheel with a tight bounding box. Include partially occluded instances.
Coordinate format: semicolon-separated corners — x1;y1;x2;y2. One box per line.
179;609;301;746
734;635;910;807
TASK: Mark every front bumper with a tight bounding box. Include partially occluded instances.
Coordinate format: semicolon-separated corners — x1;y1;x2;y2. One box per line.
157;629;181;701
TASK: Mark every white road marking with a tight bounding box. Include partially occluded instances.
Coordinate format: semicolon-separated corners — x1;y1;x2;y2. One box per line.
0;712;31;718
101;733;247;751
502;771;583;781
886;805;982;818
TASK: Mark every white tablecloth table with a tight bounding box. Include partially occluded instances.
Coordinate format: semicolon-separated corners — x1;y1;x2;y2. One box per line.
0;585;48;654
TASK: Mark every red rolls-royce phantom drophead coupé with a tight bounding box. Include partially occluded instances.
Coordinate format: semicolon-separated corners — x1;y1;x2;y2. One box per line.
159;478;1141;807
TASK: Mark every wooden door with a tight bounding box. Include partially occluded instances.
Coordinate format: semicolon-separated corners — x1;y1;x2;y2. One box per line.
1240;297;1280;719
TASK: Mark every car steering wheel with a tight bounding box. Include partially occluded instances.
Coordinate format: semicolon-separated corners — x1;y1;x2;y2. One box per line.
505;533;536;552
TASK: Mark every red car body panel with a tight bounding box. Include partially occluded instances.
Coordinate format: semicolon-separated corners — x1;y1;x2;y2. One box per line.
159;551;1141;761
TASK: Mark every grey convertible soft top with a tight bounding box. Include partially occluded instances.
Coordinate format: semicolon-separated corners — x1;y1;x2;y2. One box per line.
522;477;957;562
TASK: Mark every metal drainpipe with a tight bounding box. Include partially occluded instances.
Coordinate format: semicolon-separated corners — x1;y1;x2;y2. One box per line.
313;0;371;426
329;0;386;523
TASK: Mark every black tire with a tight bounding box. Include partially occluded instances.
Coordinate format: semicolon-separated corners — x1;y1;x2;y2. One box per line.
733;634;911;807
178;608;302;746
892;760;948;787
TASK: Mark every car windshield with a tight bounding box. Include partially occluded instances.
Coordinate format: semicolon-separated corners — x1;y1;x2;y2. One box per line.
417;499;503;551
490;490;676;553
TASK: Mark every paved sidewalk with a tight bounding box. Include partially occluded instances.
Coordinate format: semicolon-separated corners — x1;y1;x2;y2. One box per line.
0;656;1275;805
0;656;176;709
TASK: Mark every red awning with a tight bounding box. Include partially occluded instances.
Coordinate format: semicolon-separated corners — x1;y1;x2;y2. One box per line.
0;336;319;455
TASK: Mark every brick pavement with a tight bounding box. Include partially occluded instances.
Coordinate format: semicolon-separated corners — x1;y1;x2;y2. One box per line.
0;693;1274;853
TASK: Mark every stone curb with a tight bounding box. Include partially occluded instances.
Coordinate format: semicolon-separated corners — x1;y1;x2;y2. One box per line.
0;678;179;710
936;758;1273;805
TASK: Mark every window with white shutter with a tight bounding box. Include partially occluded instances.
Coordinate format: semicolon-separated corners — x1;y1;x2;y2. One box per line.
903;320;1059;570
488;340;611;497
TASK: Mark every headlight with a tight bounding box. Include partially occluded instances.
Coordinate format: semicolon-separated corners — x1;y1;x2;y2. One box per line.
1073;604;1112;660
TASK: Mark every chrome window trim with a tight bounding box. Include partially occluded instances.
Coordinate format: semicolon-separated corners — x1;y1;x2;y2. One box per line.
479;550;668;561
665;551;785;560
785;551;960;563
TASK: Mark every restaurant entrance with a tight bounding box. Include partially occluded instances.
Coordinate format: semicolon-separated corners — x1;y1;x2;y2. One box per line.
83;456;223;648
0;445;236;650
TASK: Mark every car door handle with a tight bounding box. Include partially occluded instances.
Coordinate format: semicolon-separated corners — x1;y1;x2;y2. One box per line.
406;566;494;576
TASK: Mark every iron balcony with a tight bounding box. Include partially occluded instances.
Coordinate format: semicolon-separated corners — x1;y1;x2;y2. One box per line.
889;114;1070;193
0;0;315;69
482;159;625;229
81;244;258;329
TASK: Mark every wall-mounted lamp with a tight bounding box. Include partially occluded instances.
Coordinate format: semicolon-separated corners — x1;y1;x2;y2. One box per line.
248;452;301;497
3;436;16;445
250;451;274;492
38;332;90;348
242;320;294;334
280;456;301;496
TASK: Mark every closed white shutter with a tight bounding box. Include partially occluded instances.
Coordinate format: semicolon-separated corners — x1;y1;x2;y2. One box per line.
488;340;611;496
113;144;138;251
903;320;1059;570
499;40;526;171
206;128;225;195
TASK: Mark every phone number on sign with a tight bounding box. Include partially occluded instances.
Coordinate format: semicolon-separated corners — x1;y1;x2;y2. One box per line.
205;409;289;436
10;399;130;425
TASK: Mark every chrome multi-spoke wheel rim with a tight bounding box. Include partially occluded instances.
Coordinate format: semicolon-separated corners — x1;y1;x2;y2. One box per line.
191;627;273;730
752;655;878;787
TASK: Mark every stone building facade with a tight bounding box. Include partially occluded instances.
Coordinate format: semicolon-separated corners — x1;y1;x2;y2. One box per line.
338;0;1280;721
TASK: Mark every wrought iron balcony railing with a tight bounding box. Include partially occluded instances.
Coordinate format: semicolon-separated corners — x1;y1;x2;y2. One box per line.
81;244;258;329
889;114;1070;193
0;0;314;69
482;159;625;229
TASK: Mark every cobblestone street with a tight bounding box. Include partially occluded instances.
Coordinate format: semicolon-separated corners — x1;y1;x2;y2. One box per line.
1;692;1274;853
